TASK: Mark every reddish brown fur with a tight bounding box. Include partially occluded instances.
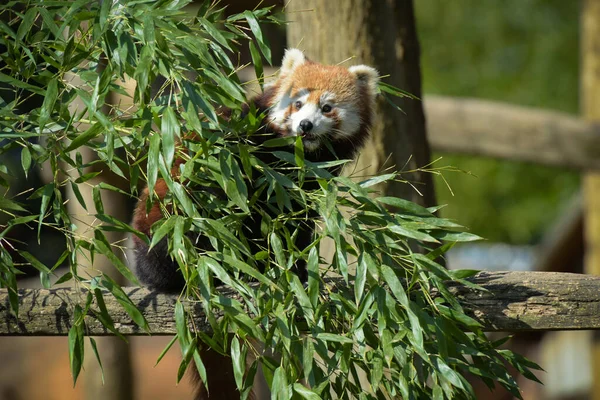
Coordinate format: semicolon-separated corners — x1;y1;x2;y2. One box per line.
132;158;186;244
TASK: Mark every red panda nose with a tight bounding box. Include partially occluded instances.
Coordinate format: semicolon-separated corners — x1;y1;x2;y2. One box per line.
299;120;313;133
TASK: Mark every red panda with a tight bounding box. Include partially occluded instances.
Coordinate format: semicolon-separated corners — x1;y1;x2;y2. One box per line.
131;48;379;398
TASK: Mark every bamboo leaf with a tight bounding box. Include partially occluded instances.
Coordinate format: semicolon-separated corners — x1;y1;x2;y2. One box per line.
101;275;149;333
161;107;179;168
243;11;271;63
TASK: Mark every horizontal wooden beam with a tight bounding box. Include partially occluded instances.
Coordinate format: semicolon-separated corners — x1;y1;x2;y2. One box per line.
448;271;600;331
425;96;600;170
2;271;600;335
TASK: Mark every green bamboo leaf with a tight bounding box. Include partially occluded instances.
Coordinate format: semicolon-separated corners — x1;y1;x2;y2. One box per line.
271;366;291;400
199;17;232;51
379;264;409;308
0;72;43;94
437;304;482;330
249;41;264;86
37;183;54;241
16;7;38;42
222;255;278;291
55;271;73;285
388;224;440;243
270;232;286;268
89;337;105;385
243;11;271;64
293;384;321;400
21;147;31;178
92;185;104;214
147;132;160;196
175;300;187;343
98;0;111;30
92;287;127;341
20;251;51;274
359;173;396;188
203;256;250;296
177;337;197;384
377;196;433;216
101;275;150;333
161;107;179;168
294;135;305;168
203;219;250;256
370;351;384;390
171;182;196;218
93;232;140;286
193;347;209;396
435;357;470;392
262;136;296;148
65;123;103;152
306;246;319;308
449;269;480;280
38;7;60;37
149;216;178;249
68;305;85;386
355;251;369;304
289;274;314;323
0;198;27;213
218;150;249;212
2;270;19;317
40;272;50;289
431;230;483;242
155;335;178;367
181;81;218;124
70;182;87;211
231;336;245;390
7;215;37;226
314;333;354;344
378;81;419;100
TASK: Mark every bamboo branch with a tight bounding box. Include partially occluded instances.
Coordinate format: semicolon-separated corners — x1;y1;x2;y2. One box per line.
2;271;600;335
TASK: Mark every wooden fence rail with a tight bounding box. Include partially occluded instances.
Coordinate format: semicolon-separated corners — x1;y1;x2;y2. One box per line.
2;271;599;336
425;96;600;170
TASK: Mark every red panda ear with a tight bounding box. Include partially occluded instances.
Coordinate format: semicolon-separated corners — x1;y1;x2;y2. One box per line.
348;65;380;95
280;48;307;75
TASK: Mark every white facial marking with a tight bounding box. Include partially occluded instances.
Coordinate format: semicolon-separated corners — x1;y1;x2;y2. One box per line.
335;105;361;138
290;103;320;135
268;88;308;129
268;87;362;152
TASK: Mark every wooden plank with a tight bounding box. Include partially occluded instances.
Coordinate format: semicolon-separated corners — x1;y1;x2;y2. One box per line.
2;271;600;336
424;95;600;170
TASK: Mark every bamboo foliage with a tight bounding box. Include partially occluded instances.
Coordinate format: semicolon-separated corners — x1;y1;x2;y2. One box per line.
0;1;540;399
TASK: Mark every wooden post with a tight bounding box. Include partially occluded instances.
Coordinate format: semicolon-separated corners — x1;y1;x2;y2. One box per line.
63;61;134;400
582;1;600;399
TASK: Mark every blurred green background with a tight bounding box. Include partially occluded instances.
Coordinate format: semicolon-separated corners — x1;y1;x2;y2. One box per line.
415;0;581;244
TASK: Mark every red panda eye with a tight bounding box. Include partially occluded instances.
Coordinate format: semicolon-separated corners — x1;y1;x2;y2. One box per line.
294;101;303;110
321;104;332;113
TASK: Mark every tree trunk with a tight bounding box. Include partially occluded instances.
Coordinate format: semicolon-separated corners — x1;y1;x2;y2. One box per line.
286;0;436;207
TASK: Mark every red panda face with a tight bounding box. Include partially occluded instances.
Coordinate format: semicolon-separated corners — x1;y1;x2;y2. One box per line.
267;49;379;153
